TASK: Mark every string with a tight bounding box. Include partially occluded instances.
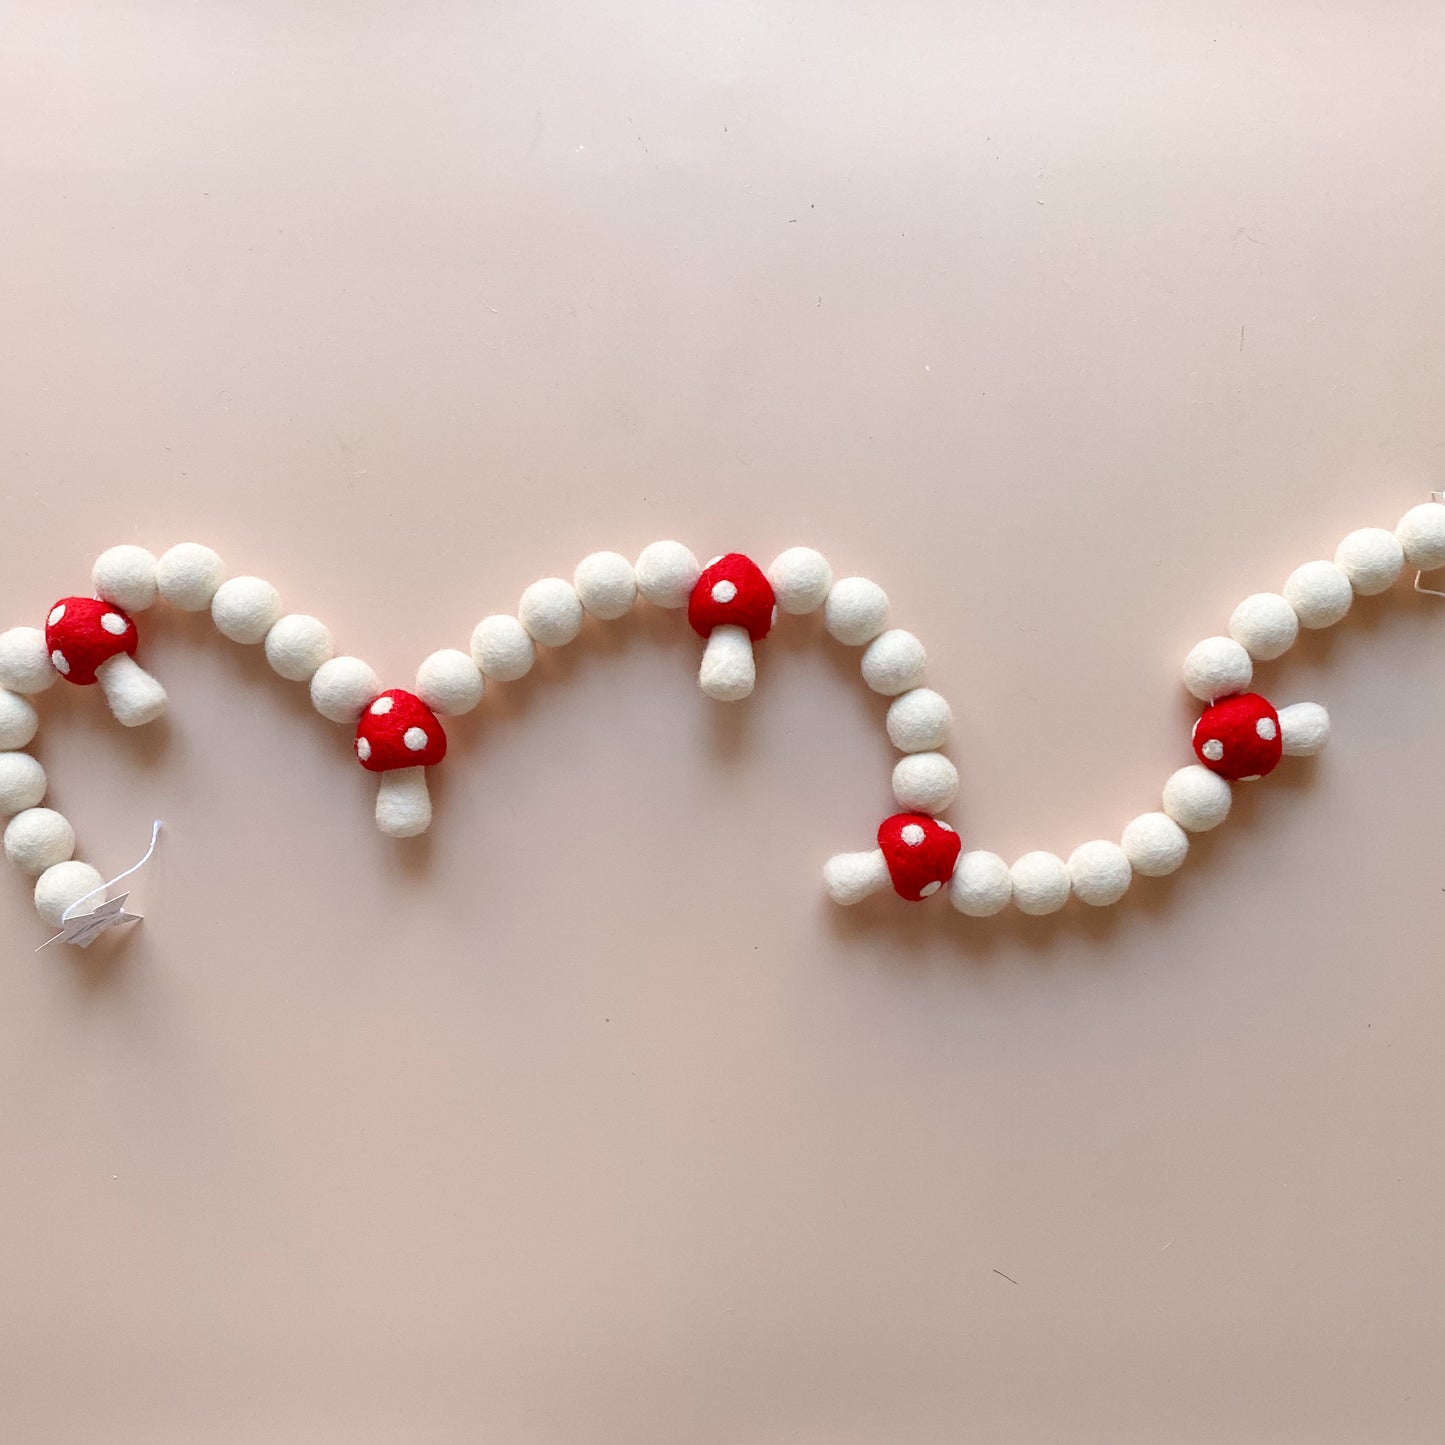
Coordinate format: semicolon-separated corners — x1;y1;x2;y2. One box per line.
60;819;163;923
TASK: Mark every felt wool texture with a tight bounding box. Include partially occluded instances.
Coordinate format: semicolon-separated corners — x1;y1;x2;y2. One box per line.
0;752;46;816
697;624;757;701
1192;692;1283;781
885;688;952;753
0;689;39;751
374;765;432;838
823;576;889;646
310;655;382;724
211;576;283;644
573;551;638;621
1162;764;1232;832
3;807;75;874
1228;592;1299;662
470;614;536;682
1283;560;1353;629
155;542;225;611
1120;812;1189;877
33;859;105;927
948;849;1013;917
95;654;167;728
264;614;335;683
767;547;833;615
92;545;159;612
633;541;701;609
891;751;958;814
0;627;60;694
822;848;890;905
688;554;776;642
415;649;485;716
1334;527;1404;596
1278;700;1331;756
1067;839;1132;907
45;597;137;685
861;630;927;696
354;689;447;772
1181;635;1252;704
1396;501;1445;571
1010;851;1071;916
876;813;961;901
519;578;584;648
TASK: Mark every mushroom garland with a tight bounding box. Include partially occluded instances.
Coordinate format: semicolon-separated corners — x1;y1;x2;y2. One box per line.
0;499;1441;939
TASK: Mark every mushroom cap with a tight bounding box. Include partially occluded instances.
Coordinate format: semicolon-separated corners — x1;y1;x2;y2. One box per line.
1191;691;1282;781
44;597;138;685
354;689;447;772
687;553;776;641
876;812;962;901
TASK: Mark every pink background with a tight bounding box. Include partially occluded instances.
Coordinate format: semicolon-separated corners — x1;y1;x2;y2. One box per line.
2;3;1445;1440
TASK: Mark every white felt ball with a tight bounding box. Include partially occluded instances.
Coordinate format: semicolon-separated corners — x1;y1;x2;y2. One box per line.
518;578;584;648
156;542;225;611
264;614;334;682
1181;636;1252;703
34;860;105;927
948;850;1013;917
310;655;381;724
573;551;638;621
634;541;701;609
860;630;927;696
891;751;958;814
415;648;485;716
1334;527;1404;596
823;577;889;646
4;807;75;874
0;752;46;815
470;614;536;682
0;627;58;694
1120;812;1189;877
767;547;832;615
92;544;158;611
822;848;889;905
1228;592;1299;662
1162;764;1232;832
885;688;952;752
1067;839;1132;907
1396;502;1445;572
1010;851;1071;916
1278;700;1330;756
0;689;38;750
211;576;283;644
1283;560;1352;629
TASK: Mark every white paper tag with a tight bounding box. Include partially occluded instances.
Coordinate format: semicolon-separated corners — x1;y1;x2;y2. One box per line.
38;893;142;951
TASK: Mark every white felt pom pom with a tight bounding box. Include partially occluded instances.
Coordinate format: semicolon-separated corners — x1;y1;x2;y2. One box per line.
891;752;958;814
518;578;584;648
1182;636;1252;703
1228;593;1299;662
34;859;105;927
574;551;638;621
885;688;952;752
4;807;75;874
211;576;283;644
1162;764;1232;832
0;628;58;694
92;545;158;611
861;630;927;696
1396;502;1445;572
1334;528;1404;596
264;614;334;682
310;655;381;724
634;541;701;609
1283;560;1352;629
823;848;889;904
767;547;832;615
415;648;484;716
948;850;1013;917
1010;851;1071;916
1067;839;1132;907
156;543;225;611
1120;812;1189;877
0;690;38;750
0;752;46;815
470;614;536;682
1278;701;1330;756
823;577;889;646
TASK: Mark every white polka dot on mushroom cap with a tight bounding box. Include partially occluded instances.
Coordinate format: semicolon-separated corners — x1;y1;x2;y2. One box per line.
100;612;128;635
1202;739;1224;761
901;823;926;846
1256;716;1277;740
47;605;65;626
403;726;428;752
919;880;942;897
355;737;371;762
711;579;738;604
50;651;69;675
369;696;394;715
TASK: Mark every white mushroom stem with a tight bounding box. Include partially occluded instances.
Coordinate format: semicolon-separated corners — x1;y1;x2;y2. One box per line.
822;848;890;905
699;624;755;702
375;766;432;838
1278;701;1330;756
95;653;167;728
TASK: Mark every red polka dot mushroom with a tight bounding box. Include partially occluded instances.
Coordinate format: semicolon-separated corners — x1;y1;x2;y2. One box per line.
1192;691;1330;782
354;688;448;837
687;553;776;701
44;596;167;727
822;811;962;904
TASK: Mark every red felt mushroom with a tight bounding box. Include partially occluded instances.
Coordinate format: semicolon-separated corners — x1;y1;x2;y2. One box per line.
354;688;448;837
1191;691;1282;781
686;553;776;701
878;812;962;900
44;596;167;727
